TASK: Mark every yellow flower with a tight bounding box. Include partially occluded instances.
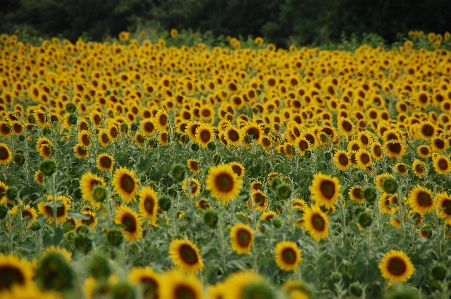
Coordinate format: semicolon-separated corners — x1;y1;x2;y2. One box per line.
230;222;254;254
379;250;414;282
303;206;328;241
113;167;139;203
114;205;143;242
274;241;302;271
169;239;204;273
309;173;341;209
206;164;242;204
408;185;434;214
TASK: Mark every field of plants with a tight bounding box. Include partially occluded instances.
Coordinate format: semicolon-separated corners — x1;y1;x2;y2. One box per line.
1;30;451;299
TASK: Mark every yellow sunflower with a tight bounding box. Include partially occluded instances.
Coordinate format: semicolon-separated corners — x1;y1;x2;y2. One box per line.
160;270;203;299
310;173;341;209
80;172;106;206
0;253;34;292
416;145;431;158
195;123;214;148
128;266;161;299
187;159;200;174
304;205;328;241
412;159;426;178
138;186;158;225
206;164;242;204
333;150;350;171
274;241;302;271
384;141;405;159
436;193;451;224
348;186;364;203
113;167;139;203
140;118;156;136
251;190;268;211
378;250;414;282
38;195;71;223
230;222;254;254
408;185;435;214
355;148;372;169
432;154;451;174
34;170;45;185
0;142;13;164
96;153;115;172
394;163;408;175
73;144;89;159
169;239;204;273
10;204;38;227
182;178;201;198
229;161;245;178
114;205;143;242
224;125;243;146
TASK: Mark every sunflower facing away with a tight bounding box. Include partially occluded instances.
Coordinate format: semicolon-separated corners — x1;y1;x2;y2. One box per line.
378;250;414;282
206;164;242;204
310;172;341;209
169;239;204;273
274;241;302;271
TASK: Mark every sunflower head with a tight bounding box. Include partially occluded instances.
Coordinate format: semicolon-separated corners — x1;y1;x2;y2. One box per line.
206;164;242;204
382;177;398;194
274;241;302;271
171;163;186;182
39;158;57;176
378;250;414;282
169;239;204;273
36;252;75;292
106;228;124;247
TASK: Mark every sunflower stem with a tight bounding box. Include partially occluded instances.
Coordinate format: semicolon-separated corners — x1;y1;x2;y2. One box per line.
339;196;346;243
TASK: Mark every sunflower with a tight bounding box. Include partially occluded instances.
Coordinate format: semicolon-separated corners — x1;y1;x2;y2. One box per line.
412;159;426;178
224;125;243;146
195;123;214;148
139;186;158;225
378;193;398;215
251;190;268;210
333;150;350;171
10;204;38;227
114;205;143;242
155;110;169;130
38;195;71;223
251;181;263;191
355;148;372;169
241;122;263;144
224;271;274;299
98;129;111;147
169;239;204;273
417;145;431;158
80;172;106;206
0;253;34;292
394;163;408;175
384;141;405;159
310;173;341;209
113;167;139;203
229;161;245;178
230;222;254;254
408;185;435;214
378;250;414;282
432;154;451;174
37;142;53;158
187;159;200;174
158;131;169;146
140;118;156;136
436;193;451;224
206;164;242;204
196;198;211;210
295;137;310;155
417;121;436;140
261;210;276;222
182;178;201;198
34;170;45;185
337;117;354;137
128;267;161;299
375;173;393;191
160;270;203;299
80;210;98;229
274;241;302;271
134;132;146;148
303;205;328;241
96;153;115;172
73;144;89;159
348;186;364;203
78;130;92;148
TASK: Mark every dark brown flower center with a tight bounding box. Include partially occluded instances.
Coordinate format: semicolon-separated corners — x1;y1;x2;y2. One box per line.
179;244;198;265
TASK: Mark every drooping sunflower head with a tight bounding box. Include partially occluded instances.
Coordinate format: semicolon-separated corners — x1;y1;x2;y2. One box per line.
113;167;139;203
169;239;204;273
274;241;302;271
378;249;414;282
206;164;242;204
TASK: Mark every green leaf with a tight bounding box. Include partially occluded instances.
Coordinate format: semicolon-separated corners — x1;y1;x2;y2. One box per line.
67;211;90;220
53;227;64;246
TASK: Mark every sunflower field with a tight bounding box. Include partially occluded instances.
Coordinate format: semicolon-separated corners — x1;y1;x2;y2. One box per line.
1;30;451;299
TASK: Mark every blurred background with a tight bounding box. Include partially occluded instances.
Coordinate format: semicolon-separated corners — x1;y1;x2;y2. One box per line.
0;0;450;47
